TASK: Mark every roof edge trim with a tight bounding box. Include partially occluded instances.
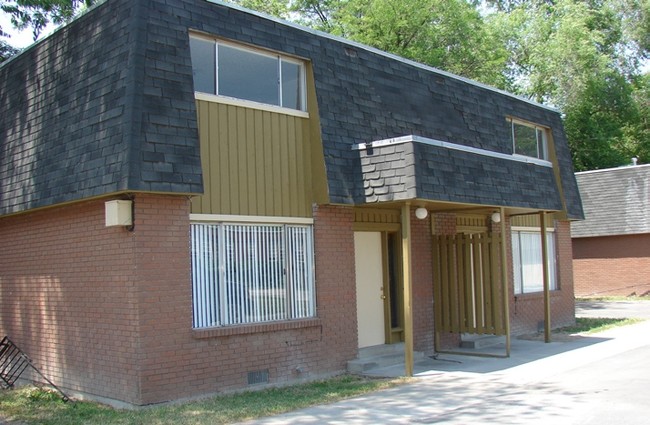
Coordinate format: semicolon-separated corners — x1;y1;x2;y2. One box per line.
575;163;650;175
353;135;553;168
205;0;559;113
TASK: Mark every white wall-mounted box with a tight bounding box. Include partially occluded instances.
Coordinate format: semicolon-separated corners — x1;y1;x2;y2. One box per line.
105;200;133;227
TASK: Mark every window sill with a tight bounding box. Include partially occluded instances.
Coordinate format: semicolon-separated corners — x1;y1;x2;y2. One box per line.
192;318;321;339
194;92;310;119
511;154;552;167
514;290;561;299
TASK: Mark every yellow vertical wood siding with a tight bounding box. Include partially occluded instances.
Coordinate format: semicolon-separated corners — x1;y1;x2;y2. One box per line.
191;100;314;217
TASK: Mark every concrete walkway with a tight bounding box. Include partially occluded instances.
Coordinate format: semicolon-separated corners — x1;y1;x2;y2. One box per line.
240;303;650;424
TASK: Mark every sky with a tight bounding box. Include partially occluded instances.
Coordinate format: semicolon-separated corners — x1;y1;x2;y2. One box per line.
1;11;55;49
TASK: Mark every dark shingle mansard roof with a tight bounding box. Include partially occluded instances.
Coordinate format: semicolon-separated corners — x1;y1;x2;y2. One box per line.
0;0;203;216
358;136;563;210
571;165;650;238
0;0;583;219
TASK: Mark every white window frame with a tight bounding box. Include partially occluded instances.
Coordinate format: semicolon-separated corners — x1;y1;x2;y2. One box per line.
509;118;549;160
190;215;316;329
511;226;557;294
189;34;307;113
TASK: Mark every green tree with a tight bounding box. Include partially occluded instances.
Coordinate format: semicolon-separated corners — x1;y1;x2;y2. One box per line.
621;73;650;163
564;73;637;170
291;0;341;31
0;39;18;61
296;0;510;87
486;0;648;169
227;0;290;19
1;0;96;41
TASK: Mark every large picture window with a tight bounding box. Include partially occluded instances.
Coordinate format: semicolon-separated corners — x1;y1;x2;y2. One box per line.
511;229;557;294
189;35;306;111
190;221;316;329
511;119;549;160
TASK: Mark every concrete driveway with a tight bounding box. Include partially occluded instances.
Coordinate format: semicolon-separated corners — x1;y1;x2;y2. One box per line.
241;301;650;424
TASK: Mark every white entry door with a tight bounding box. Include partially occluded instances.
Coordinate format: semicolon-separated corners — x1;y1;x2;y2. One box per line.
354;231;385;348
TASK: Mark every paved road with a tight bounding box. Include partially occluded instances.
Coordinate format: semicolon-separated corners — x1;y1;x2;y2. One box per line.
576;299;650;319
242;302;650;425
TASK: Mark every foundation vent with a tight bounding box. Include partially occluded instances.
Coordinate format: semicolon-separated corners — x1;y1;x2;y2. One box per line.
247;369;269;385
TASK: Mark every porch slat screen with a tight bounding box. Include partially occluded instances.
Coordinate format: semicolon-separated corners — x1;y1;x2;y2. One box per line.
433;233;505;336
191;222;315;329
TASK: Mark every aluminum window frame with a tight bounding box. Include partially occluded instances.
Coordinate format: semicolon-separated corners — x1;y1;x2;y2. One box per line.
511;226;558;295
509;118;550;161
190;218;316;329
189;34;307;112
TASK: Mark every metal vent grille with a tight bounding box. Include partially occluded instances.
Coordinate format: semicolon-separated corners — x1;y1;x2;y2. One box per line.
247;369;269;385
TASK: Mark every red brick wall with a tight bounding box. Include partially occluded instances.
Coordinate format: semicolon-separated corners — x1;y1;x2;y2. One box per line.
0;197;358;406
0;197;141;403
411;208;434;354
573;233;650;297
0;196;577;405
509;220;576;335
311;205;358;367
137;202;357;404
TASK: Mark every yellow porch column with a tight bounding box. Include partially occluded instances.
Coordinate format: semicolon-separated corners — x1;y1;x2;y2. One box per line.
540;211;551;343
500;207;511;356
401;203;414;376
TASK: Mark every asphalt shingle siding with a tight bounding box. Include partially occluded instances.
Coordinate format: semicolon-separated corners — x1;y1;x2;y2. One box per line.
360;143;417;203
413;143;562;210
0;0;204;216
0;0;583;219
360;141;562;209
571;165;650;238
1;3;132;215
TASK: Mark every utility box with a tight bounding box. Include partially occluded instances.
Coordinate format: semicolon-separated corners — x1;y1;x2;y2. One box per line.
105;200;133;227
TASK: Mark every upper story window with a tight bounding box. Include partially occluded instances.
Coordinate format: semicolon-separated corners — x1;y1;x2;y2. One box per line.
189;35;306;111
510;119;549;160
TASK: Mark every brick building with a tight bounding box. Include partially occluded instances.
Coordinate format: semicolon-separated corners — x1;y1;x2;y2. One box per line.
0;0;583;406
572;164;650;297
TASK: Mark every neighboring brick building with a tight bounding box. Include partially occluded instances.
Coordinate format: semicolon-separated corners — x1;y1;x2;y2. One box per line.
572;164;650;297
0;0;583;406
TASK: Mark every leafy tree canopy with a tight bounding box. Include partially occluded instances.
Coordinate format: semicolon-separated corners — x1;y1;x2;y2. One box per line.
1;0;96;41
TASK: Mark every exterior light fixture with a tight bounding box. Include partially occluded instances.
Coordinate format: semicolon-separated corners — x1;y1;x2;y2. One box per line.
415;207;428;220
105;200;133;227
491;212;501;223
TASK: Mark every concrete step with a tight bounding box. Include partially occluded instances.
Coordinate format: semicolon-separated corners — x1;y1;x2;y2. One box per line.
460;334;506;349
347;343;425;374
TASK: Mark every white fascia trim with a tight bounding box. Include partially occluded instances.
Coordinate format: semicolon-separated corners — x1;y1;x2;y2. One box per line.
353;135;553;168
575;163;650;175
205;1;559;113
512;226;556;232
190;214;314;225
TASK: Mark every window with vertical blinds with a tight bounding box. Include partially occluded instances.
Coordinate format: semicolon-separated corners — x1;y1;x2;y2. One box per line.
190;222;315;329
511;229;557;294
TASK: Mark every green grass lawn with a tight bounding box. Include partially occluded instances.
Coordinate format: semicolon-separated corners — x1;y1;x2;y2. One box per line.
0;375;405;425
576;296;650;302
558;317;643;334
